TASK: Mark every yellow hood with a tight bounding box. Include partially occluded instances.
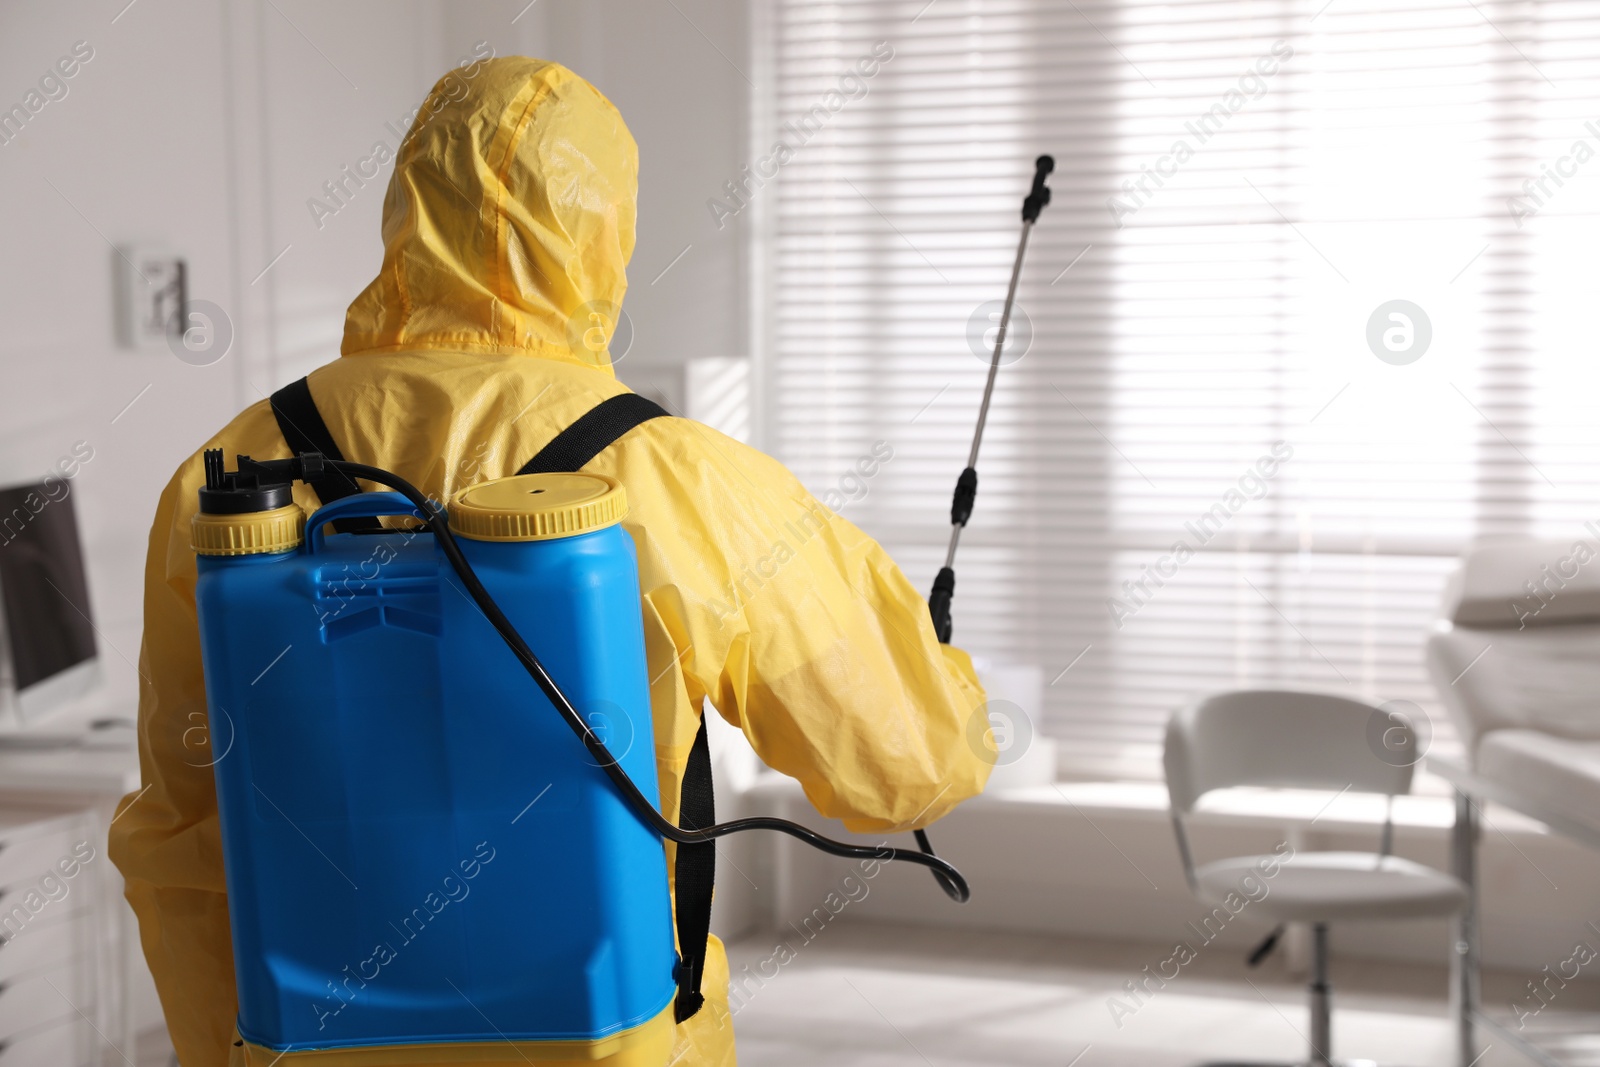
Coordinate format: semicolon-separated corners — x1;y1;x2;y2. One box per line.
341;57;637;374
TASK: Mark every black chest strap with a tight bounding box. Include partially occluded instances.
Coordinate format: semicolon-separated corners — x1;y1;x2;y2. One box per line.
267;377;714;1024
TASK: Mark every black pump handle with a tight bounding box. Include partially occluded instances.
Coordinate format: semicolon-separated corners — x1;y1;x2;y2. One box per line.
1022;155;1054;222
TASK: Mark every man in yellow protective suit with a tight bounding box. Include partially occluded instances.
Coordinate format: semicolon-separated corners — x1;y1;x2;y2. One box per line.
109;57;989;1066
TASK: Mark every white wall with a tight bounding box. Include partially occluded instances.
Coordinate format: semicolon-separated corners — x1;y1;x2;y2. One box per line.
516;1;753;392
0;0;750;703
2;0;245;697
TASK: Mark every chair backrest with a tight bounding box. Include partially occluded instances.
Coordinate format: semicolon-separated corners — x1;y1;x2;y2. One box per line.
1164;689;1414;814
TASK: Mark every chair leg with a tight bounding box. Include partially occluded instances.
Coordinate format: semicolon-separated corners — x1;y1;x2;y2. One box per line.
1309;922;1333;1067
1449;788;1480;1067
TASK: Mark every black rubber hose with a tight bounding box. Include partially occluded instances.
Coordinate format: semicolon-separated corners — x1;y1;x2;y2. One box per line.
312;458;971;902
912;828;963;899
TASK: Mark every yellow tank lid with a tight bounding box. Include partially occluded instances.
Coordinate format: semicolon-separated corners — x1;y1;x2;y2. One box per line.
448;473;627;542
192;504;305;557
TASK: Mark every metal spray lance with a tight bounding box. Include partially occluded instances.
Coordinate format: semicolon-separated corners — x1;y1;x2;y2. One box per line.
913;155;1054;893
928;154;1055;643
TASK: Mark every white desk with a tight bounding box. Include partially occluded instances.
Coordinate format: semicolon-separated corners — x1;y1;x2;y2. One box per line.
0;729;142;1067
0;743;139;798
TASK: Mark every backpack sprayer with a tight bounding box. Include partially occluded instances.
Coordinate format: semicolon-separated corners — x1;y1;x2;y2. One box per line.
193;451;969;1060
915;154;1054;869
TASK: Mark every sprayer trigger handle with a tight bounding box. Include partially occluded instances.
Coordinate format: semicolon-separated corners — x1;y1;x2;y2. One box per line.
928;566;956;645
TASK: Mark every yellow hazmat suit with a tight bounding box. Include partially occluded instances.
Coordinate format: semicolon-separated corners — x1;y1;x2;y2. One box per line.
109;57;989;1067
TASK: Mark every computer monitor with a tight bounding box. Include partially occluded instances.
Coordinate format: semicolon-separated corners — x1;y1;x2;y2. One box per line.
0;480;101;726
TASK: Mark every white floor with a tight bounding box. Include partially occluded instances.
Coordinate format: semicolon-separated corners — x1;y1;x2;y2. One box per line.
722;923;1600;1067
130;923;1600;1066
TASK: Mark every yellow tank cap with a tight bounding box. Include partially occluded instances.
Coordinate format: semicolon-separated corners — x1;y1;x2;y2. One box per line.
449;473;627;542
192;504;305;557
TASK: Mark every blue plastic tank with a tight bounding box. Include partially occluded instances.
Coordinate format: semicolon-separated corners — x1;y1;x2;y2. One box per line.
191;472;676;1056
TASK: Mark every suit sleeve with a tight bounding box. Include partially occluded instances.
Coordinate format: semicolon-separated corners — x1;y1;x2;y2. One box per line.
656;429;991;833
108;462;239;1067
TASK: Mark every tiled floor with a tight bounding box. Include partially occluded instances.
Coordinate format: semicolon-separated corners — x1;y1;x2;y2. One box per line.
722;923;1600;1067
132;924;1600;1066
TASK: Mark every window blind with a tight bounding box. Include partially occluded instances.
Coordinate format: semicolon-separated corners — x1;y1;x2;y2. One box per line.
755;0;1600;781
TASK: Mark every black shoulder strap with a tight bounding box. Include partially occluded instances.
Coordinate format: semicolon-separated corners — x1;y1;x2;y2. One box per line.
268;378;379;532
514;390;713;1022
672;715;716;1023
516;392;668;475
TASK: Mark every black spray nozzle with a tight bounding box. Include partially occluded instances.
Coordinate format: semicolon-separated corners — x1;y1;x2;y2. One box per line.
1022;154;1054;223
197;449;294;515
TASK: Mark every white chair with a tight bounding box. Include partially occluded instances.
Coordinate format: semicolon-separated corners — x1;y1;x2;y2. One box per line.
1165;690;1468;1067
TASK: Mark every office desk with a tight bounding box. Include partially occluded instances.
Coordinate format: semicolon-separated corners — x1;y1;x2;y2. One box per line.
0;735;142;1067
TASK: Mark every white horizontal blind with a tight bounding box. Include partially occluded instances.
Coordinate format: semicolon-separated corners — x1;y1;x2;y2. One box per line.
759;0;1600;780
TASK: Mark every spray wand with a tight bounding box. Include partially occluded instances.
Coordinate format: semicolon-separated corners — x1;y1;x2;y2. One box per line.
912;155;1054;883
928;154;1054;643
